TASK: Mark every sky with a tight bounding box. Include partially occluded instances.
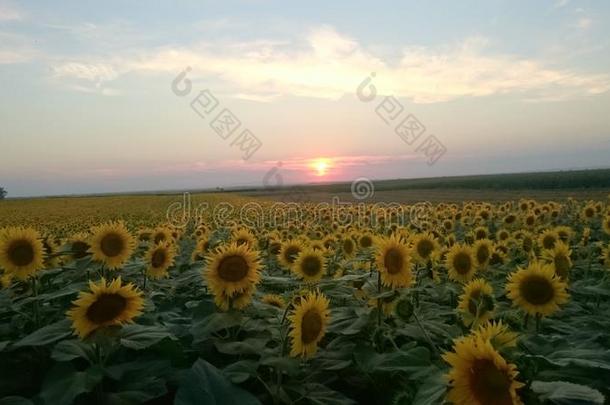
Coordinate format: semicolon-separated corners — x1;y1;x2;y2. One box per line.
1;0;609;197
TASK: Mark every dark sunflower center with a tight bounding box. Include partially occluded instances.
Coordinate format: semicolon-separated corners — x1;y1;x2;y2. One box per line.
301;309;323;344
151;249;167;268
86;293;128;324
72;241;90;259
467;290;482;315
585;208;595;217
100;233;124;258
384;248;404;274
236;238;249;246
360;236;373;248
301;256;322;277
542;235;556;250
217;255;249;282
416;239;434;258
154;233;166;244
453;252;472;275
270;242;281;255
476;245;490;264
8;239;35;266
469;359;513;405
476;230;487;240
343;239;354;254
519;275;555;305
284;246;301;264
554;255;570;279
526;216;535;226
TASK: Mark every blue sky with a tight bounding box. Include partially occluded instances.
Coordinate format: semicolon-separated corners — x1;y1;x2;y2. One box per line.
1;0;609;197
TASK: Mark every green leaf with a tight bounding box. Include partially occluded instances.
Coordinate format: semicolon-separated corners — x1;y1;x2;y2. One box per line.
119;324;175;350
190;312;242;343
13;319;72;348
214;337;269;356
51;339;95;362
38;363;103;405
174;359;261;405
284;383;356;405
412;369;446;405
0;397;34;405
531;381;605;405
354;345;431;374
223;360;259;384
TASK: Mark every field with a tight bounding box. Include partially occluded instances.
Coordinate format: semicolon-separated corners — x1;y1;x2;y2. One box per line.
1;180;610;405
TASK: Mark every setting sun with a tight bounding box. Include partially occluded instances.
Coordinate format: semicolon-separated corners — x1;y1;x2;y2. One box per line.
311;158;331;176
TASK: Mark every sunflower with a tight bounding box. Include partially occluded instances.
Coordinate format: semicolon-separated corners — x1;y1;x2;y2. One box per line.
538;229;559;251
374;234;414;289
288;290;330;358
411;233;440;264
232;228;257;248
67;277;144;339
472;321;518;351
541;241;572;280
458;279;495;327
214;284;255;311
473;239;493;270
89;222;135;270
145;241;176;279
446;244;477;283
443;336;524;405
191;238;211;262
602;245;610;268
151;226;173;244
341;236;356;259
473;226;489;240
0;227;45;280
357;232;374;249
261;294;286;309
293;248;326;283
278;240;304;269
206;242;260;301
506;261;569;317
69;233;91;260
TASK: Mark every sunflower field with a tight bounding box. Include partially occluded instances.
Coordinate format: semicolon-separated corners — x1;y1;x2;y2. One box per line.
1;195;610;405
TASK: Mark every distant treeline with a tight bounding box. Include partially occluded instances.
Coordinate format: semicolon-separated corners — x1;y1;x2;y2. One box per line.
261;168;610;194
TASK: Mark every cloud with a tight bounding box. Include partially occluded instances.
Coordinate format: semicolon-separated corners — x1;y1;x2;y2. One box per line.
0;32;37;64
0;1;22;21
51;26;610;103
575;17;592;30
51;62;121;95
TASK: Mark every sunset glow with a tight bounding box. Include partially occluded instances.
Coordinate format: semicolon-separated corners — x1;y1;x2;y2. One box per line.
311;158;331;176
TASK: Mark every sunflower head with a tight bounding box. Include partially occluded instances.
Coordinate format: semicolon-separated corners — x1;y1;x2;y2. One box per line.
145;241;177;279
506;261;569;317
458;278;495;327
232;228;257;248
261;294;286;309
473;239;493;269
288;290;330;358
278;240;304;269
472;321;519;351
89;222;135;270
67;277;144;339
446;244;477;283
443;336;524;405
411;233;440;263
538;229;559;251
206;242;261;302
293;248;326;283
0;227;45;280
375;234;414;289
541;241;572;280
69;233;91;260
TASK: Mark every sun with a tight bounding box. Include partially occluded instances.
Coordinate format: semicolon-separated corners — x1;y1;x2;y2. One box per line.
311;158;330;176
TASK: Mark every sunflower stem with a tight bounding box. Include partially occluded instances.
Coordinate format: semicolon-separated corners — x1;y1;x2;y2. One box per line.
31;275;40;329
535;314;542;334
